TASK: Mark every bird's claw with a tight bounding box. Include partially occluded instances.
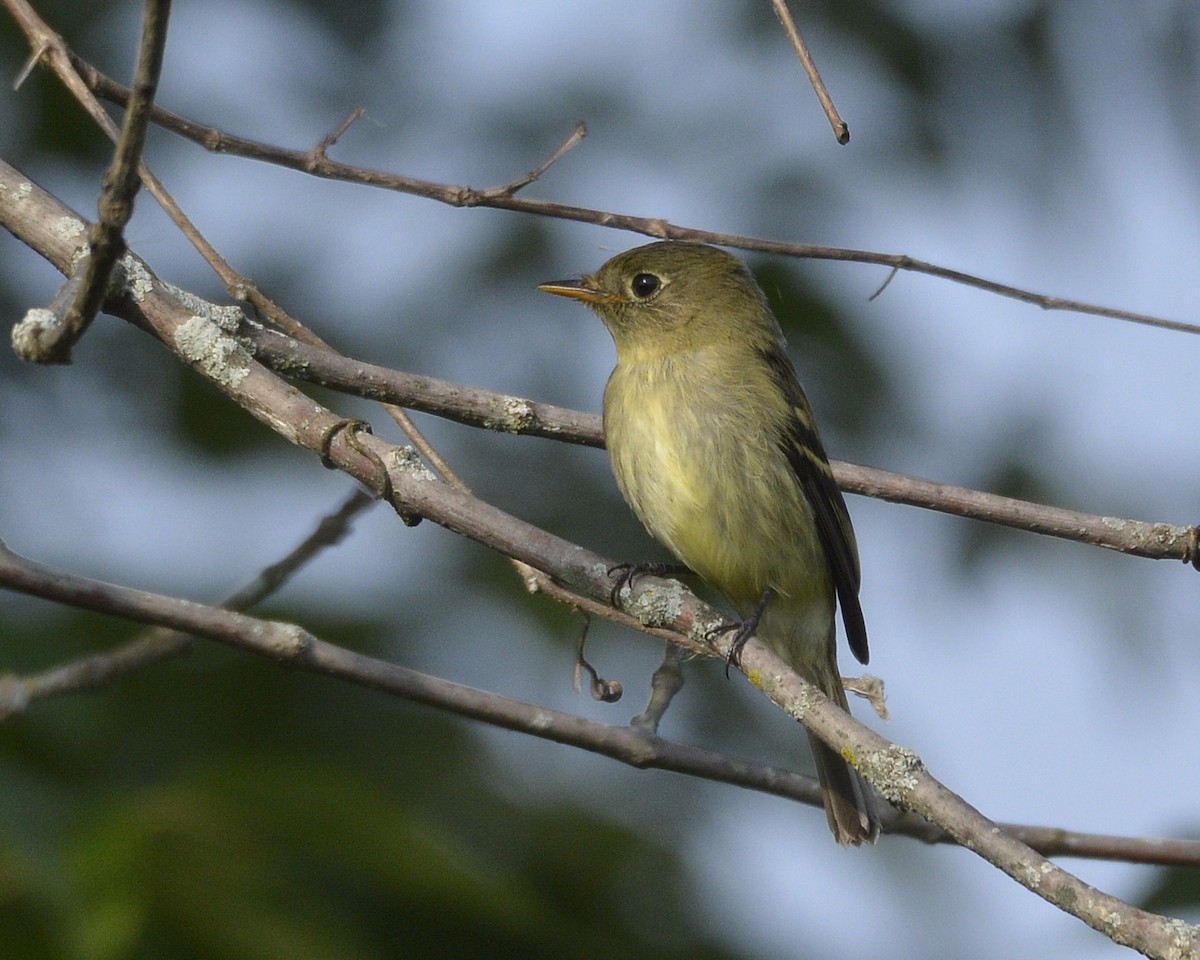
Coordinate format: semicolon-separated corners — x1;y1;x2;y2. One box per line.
717;587;774;678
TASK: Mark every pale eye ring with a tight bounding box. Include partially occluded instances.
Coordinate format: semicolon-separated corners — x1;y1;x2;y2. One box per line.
630;273;661;298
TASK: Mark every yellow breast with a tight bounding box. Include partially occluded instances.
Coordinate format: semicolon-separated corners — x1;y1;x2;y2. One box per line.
603;352;830;612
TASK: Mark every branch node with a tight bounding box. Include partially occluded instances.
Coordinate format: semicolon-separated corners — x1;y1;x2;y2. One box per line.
1186;524;1200;572
318;417;400;513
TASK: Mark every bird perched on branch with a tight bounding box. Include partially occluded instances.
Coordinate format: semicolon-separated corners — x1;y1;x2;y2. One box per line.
540;241;878;845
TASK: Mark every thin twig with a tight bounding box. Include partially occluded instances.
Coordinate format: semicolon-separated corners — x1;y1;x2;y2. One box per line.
11;37;47;89
64;0;171;352
478;121;588;199
770;0;849;143
64;52;1200;337
222;488;376;609
8;0;172;362
312;106;365;160
573;617;623;702
630;644;686;734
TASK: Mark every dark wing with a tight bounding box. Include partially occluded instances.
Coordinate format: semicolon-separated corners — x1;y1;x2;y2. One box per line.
761;346;869;665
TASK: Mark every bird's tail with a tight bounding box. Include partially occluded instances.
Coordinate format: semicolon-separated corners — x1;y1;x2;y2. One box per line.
808;730;878;846
750;598;880;844
804;661;879;846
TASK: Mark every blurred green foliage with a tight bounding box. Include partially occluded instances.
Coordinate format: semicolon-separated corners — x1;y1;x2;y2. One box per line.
0;607;738;960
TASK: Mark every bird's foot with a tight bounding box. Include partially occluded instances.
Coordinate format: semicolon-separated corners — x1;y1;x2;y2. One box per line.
717;587;774;678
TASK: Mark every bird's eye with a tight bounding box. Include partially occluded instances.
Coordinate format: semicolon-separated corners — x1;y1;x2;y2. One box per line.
630;273;661;299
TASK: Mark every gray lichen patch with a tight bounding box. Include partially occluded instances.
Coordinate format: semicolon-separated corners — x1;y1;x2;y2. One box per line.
120;254;155;303
174;314;250;389
56;215;86;243
10;308;60;361
484;395;537;433
621;577;687;631
388;445;436;482
859;743;923;805
0;179;33;204
162;280;244;332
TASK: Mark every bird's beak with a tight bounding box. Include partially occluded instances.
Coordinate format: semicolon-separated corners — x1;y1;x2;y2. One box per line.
537;276;618;304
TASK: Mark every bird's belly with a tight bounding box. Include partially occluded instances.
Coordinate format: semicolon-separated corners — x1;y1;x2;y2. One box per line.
605;381;828;611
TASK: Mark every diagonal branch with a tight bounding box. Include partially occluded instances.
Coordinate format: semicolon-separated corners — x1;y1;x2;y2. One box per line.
1;535;1196;959
3;155;1196;573
770;0;849;143
2;538;1199;871
238;322;1200;569
48;0;171;363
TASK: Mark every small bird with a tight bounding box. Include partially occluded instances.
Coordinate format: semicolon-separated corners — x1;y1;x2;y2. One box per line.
540;241;878;845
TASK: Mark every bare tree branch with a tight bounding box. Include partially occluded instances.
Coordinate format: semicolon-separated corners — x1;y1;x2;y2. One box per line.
50;0;171;362
7;540;1200;868
58;50;1200;339
3;536;1198;871
238;322;1200;569
770;0;849;143
0;535;825;803
4;154;1196;580
0;513;1195;873
2;0;313;349
1;535;1196;956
